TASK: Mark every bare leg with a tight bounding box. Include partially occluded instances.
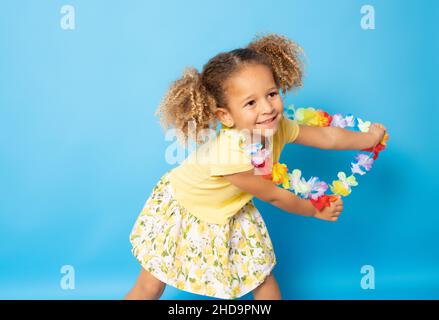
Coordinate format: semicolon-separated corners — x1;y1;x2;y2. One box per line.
124;267;166;300
252;272;282;300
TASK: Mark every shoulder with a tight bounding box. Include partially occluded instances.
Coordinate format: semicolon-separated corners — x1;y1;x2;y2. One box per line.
217;127;248;151
209;127;254;176
277;115;300;144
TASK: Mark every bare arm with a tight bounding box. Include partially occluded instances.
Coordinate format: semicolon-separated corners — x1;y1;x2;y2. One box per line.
294;125;376;150
222;168;317;218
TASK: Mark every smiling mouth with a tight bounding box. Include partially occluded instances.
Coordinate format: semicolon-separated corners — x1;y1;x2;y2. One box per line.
257;114;277;125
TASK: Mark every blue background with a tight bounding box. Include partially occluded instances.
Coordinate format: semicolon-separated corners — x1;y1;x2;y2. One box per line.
1;0;438;299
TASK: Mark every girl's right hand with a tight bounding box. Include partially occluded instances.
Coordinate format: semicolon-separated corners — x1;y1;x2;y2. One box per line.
313;196;344;222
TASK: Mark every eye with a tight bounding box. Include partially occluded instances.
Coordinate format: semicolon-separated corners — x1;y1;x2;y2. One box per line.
268;91;279;98
245;100;256;107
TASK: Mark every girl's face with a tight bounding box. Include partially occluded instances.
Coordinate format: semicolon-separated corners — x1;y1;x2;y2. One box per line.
216;63;283;139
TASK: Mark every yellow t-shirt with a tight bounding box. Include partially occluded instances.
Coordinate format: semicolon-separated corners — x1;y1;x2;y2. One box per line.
168;115;300;225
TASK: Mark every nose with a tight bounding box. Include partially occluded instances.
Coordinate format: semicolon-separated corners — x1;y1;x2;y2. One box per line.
260;98;275;115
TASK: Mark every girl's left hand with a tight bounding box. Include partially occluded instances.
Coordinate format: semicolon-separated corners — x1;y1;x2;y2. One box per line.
368;123;387;148
313;195;344;222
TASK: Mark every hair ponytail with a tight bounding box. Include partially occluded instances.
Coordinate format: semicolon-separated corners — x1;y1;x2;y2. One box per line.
155;66;218;145
247;33;305;95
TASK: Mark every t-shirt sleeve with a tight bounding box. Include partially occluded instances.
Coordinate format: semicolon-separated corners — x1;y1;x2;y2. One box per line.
209;132;254;176
280;116;300;144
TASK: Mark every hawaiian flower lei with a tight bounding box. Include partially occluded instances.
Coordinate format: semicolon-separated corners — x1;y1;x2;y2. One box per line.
222;105;389;211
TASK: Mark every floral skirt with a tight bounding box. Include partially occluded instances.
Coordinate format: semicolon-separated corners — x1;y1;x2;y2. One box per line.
129;171;277;299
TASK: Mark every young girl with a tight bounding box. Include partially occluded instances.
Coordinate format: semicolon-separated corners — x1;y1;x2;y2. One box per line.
125;33;387;300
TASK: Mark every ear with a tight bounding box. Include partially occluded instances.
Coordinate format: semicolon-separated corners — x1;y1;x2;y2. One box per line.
214;107;234;128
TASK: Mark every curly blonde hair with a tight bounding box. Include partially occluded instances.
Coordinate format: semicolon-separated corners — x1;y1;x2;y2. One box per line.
155;32;305;145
